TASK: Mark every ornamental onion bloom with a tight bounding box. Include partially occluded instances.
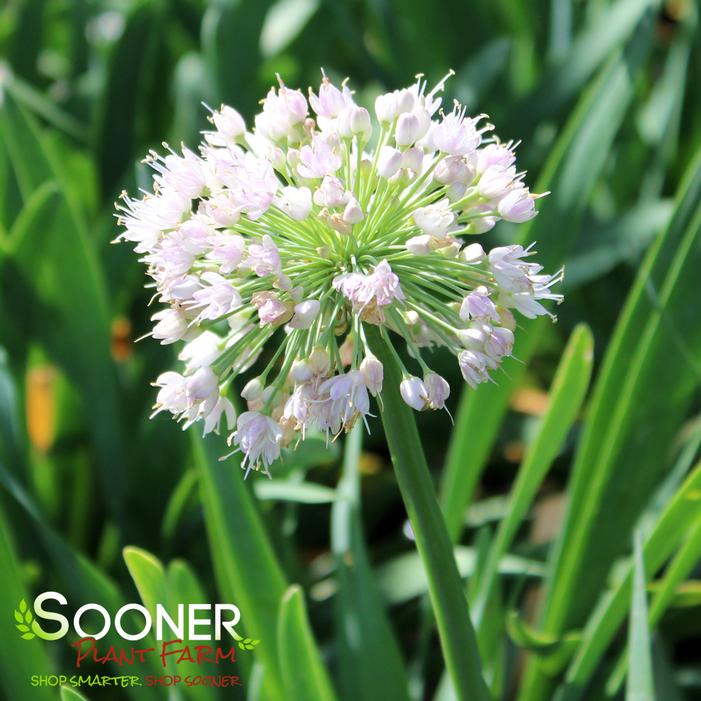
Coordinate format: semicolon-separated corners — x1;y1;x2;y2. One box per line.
117;70;562;474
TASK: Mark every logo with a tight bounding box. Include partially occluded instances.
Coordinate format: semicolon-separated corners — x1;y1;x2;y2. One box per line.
14;599;51;641
14;592;259;650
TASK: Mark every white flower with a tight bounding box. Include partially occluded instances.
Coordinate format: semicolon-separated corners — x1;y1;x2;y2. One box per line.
435;156;472;185
342;197;364;224
120;70;561;470
413;198;455;237
333;260;404;317
289;299;321;329
240;235;281;277
458;350;491;388
179;331;223;371
153;371;189;416
151;309;189;344
360;354;383;396
432;107;481;156
460;286;499;322
478;165;518;199
319;371;372;434
377;146;404;178
252;291;291;326
188;272;241;321
462;242;486;263
375;89;414;124
498;188;537;223
185;366;219;401
400;376;428;410
424;373;450;409
276;186;313;220
228;153;279;220
148;147;206;199
255;83;307;142
233;411;283;471
297;133;343;178
475;142;516;173
206;232;246;274
208;105;246;145
395;113;423;146
203;396;236;435
309;77;349;119
313;176;349;207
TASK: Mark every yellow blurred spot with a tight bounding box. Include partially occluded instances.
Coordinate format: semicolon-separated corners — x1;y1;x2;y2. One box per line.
26;365;57;454
503;441;525;463
666;0;689;21
359;451;383;475
686;490;701;501
510;387;550;416
111;316;133;362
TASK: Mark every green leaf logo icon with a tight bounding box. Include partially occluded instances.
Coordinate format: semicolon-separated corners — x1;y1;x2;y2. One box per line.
238;637;260;651
14;599;35;640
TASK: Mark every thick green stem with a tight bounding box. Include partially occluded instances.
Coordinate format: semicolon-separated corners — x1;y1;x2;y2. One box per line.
365;325;491;701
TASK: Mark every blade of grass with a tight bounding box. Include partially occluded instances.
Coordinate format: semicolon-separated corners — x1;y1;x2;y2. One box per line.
124;547;218;701
331;425;411;701
522;149;701;700
193;432;288;699
92;0;163;197
201;0;271;116
538;146;701;630
513;0;659;129
254;480;337;503
278;585;338;701
375;548;545;606
471;324;593;628
60;688;90;701
1;67;88;143
625;534;655;701
365;325;491;701
555;461;701;701
193;431;286;691
166;557;248;696
0;502;54;701
439;4;656;544
607;516;701;696
565;200;674;289
1;95;126;525
0;460;164;701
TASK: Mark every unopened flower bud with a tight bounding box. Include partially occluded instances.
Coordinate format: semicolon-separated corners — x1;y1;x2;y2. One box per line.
277;186;312;220
308;347;331;376
457;326;489;349
406;234;433;254
375;94;397;124
377;146;404;178
350;106;372;140
289;299;321;329
462;242;485;263
403;146;423;173
342;197;364;224
360;354;383;396
395;113;422;146
241;377;265;401
291;360;313;383
400;376;428;411
186;367;218;401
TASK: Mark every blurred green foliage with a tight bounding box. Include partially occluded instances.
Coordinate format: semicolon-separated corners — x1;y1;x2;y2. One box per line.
1;0;701;699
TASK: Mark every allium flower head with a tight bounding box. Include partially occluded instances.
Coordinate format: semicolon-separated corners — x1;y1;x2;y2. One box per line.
117;70;562;475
